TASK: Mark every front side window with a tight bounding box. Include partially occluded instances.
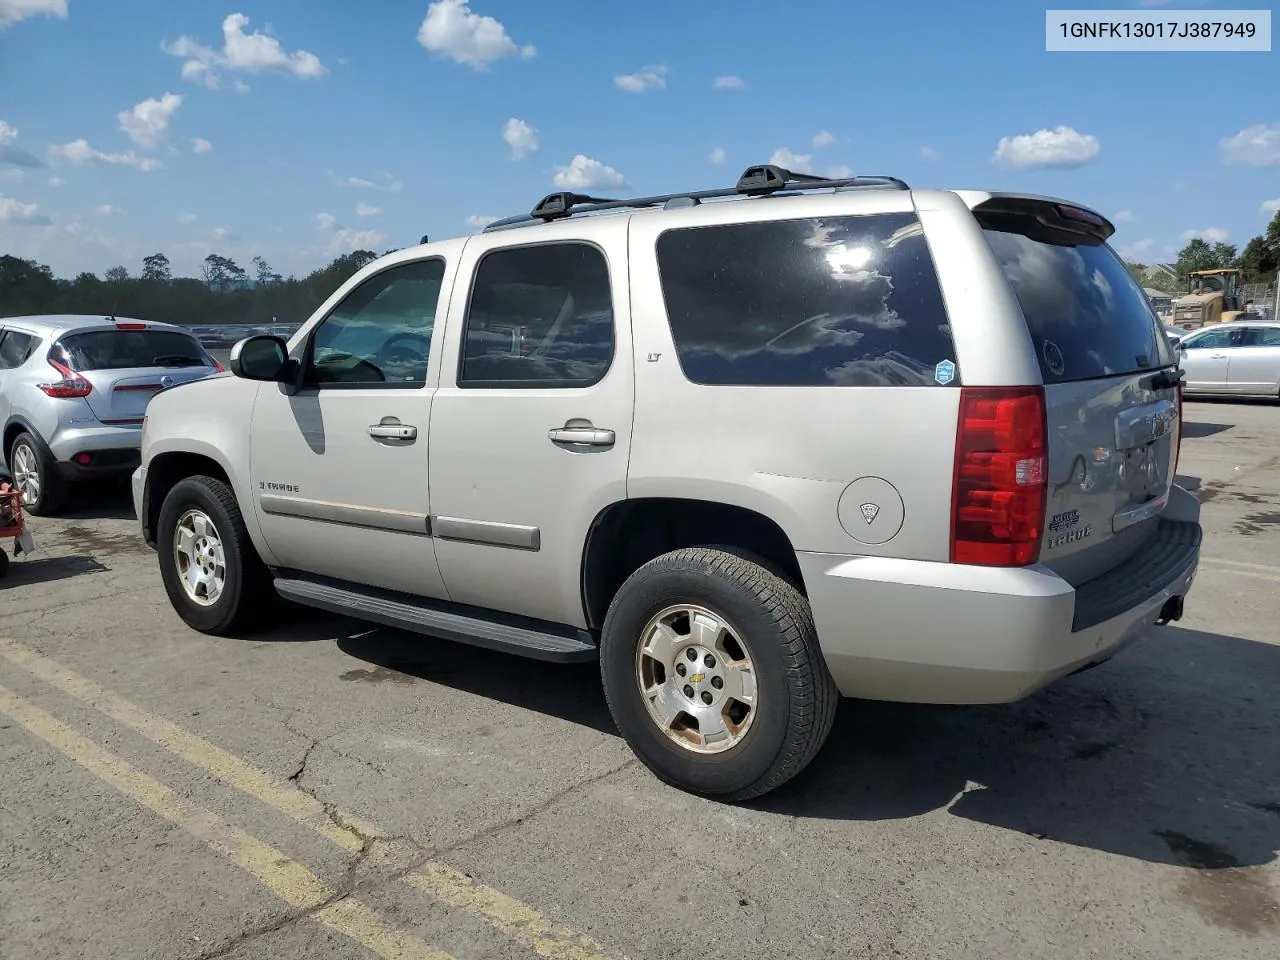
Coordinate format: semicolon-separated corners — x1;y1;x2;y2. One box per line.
655;213;957;387
308;258;445;387
1242;326;1280;347
459;242;615;388
1182;327;1238;350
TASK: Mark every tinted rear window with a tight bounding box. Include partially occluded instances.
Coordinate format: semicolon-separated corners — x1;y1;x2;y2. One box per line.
53;330;210;371
655;213;959;387
982;230;1175;383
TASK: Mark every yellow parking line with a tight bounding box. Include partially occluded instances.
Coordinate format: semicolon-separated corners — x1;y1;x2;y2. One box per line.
0;682;455;960
0;640;623;960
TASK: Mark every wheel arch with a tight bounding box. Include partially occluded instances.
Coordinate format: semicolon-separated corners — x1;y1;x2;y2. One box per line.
580;497;806;631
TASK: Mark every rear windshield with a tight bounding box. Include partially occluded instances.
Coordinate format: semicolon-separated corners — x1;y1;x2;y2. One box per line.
655;213;958;387
982;229;1176;383
52;330;211;371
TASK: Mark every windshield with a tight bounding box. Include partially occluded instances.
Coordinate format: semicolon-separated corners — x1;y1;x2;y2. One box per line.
52;330;212;371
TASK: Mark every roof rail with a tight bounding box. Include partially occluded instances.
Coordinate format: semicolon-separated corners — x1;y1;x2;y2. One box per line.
481;164;911;233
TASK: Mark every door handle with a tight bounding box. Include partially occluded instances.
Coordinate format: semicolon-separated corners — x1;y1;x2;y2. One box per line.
548;420;615;446
1210;353;1227;359
368;421;417;441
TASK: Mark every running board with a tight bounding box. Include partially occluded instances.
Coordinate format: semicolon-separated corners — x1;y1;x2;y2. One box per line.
272;574;598;663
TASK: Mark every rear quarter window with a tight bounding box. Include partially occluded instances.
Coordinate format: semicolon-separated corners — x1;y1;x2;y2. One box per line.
981;229;1175;383
654;213;958;387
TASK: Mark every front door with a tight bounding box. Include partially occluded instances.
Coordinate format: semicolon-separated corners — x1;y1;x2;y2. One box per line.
427;223;634;628
248;256;454;598
1179;325;1240;393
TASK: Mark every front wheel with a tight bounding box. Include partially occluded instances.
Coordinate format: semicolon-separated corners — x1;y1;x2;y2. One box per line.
600;546;838;801
156;475;272;634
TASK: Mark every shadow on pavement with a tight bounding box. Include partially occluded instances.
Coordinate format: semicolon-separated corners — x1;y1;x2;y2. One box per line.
1180;421;1234;439
256;611;1280;873
0;554;109;588
57;483;136;522
755;624;1280;873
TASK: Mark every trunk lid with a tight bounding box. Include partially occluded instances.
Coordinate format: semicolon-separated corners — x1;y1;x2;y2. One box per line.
50;326;217;425
977;208;1181;585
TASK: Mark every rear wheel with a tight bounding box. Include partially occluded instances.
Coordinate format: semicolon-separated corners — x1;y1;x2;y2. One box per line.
8;432;65;517
157;475;273;634
600;546;838;801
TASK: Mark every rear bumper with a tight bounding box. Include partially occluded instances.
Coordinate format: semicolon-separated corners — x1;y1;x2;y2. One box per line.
48;424;142;479
800;489;1201;704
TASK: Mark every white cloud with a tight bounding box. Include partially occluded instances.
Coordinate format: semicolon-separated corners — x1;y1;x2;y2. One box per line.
331;227;385;251
0;120;44;168
314;212;337;230
192;137;213;154
709;146;726;166
466;214;498;230
0;167;20;183
355;202;381;219
94;204;122;216
552;154;627;191
502;117;538;160
416;0;535;70
1219;123;1280;167
812;130;838;149
1261;198;1280;217
336;171;403;193
1113;210;1135;222
47;176;63;187
0;193;51;225
1118;238;1153;261
0;0;67;29
615;64;667;93
826;164;854;179
48;139;162;171
162;13;327;89
1180;227;1229;243
712;75;743;90
211;226;235;241
117;92;182;149
992;125;1100;169
177;211;198;224
920;146;940;162
769;147;814;174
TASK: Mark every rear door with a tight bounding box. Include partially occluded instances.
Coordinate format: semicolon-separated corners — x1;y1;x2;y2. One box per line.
51;325;217;425
1226;325;1280;395
979;218;1183;586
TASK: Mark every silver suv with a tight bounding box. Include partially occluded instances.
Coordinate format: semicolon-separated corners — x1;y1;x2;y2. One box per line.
133;165;1202;801
1;314;222;515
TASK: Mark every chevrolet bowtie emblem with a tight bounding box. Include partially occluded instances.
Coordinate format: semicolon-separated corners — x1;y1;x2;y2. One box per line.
688;673;705;684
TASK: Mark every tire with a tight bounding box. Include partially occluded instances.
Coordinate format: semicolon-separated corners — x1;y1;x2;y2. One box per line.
0;548;8;579
156;475;273;635
8;432;65;517
600;546;839;801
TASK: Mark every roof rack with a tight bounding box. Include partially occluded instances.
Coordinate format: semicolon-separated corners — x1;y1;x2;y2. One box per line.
481;164;911;233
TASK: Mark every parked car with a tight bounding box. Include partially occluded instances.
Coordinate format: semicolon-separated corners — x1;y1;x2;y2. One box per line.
1176;321;1280;398
0;315;223;515
134;164;1201;801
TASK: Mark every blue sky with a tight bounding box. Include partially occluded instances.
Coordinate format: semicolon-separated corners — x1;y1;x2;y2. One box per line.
1;0;1277;280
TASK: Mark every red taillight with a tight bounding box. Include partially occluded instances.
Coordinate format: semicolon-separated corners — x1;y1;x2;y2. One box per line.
115;322;147;330
950;386;1048;567
37;358;93;399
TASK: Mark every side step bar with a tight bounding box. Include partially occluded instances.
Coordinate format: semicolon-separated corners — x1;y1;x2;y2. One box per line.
272;574;598;663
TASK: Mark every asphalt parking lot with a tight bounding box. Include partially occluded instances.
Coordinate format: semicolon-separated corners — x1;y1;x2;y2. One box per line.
2;399;1278;960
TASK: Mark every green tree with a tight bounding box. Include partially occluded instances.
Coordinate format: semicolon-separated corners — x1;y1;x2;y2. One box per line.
251;255;282;287
202;254;247;292
104;265;130;284
141;253;172;282
1175;239;1237;277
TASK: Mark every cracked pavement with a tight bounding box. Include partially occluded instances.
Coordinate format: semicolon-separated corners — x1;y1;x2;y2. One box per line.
2;398;1280;959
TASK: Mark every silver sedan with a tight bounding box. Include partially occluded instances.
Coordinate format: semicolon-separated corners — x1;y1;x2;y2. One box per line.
1177;322;1280;398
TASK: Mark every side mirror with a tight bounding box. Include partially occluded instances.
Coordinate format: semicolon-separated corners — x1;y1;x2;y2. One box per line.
229;335;289;381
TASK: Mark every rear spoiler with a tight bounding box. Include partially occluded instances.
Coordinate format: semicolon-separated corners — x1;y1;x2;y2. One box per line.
969;196;1115;246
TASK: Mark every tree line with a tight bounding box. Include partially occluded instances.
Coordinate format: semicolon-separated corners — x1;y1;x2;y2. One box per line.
1127;208;1280;294
0;249;392;327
